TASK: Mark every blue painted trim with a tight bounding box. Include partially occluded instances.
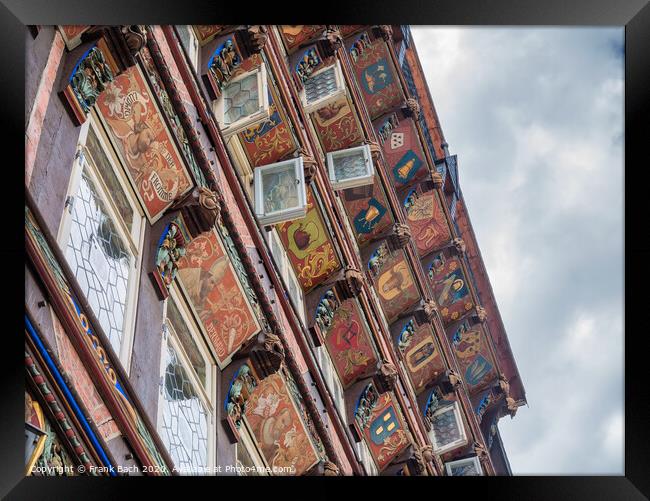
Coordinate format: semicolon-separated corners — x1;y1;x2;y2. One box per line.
25;315;117;476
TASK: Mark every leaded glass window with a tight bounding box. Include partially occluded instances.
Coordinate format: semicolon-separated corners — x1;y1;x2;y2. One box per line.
304;65;338;104
214;66;270;135
429;401;468;454
223;73;260;125
301;62;345;112
159;339;210;474
61;118;144;366
158;291;216;475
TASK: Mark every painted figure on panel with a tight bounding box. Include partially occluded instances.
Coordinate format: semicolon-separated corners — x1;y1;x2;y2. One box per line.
436;268;469;307
375;252;420;322
96;66;191;221
452;327;496;389
176;231;260;367
245;373;319;475
401;324;445;393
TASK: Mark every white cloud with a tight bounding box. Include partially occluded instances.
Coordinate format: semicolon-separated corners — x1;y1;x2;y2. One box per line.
411;27;624;474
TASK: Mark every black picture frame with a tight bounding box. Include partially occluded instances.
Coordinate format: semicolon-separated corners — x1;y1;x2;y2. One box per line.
3;0;647;498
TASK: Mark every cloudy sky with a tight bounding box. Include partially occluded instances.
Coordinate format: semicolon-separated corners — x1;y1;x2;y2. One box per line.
411;27;624;474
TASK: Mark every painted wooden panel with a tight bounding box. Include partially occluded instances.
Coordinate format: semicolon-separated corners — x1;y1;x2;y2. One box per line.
350;38;404;120
238;89;297;167
341;177;393;247
404;189;452;257
176;229;261;368
277;187;341;291
311;94;364;152
244;372;320;475
400;323;446;394
280;25;325;52
451;324;498;392
324;298;378;388
193;25;228;45
428;254;474;324
96;65;193;222
363;392;410;471
380;117;428;188
374;250;421;323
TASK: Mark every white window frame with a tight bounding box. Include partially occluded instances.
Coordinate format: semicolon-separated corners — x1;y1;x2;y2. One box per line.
266;228;305;324
235;419;271;476
355;439;379;476
57;115;145;372
253;157;307;225
326;144;375;190
213;65;271;136
156;286;218;475
301;60;347;113
177;25;200;72
428;401;468;455
314;345;346;421
225;134;254;199
445;456;483;476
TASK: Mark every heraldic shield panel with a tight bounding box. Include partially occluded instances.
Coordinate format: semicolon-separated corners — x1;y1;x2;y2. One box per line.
176;229;261;368
397;321;447;394
311;94;365;153
380;117;428;189
324;298;379;388
361;391;411;471
244;372;320;475
428;253;474;324
276;187;342;292
404;188;452;257
350;34;404;120
373;249;421;323
96;65;193;223
342;177;393;247
451;324;498;392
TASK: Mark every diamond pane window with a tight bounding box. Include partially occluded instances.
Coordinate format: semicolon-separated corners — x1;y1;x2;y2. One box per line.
223;73;260;125
166;299;207;389
327;144;375;190
159;340;209;474
214;66;270;135
428;401;468;455
61;119;144;366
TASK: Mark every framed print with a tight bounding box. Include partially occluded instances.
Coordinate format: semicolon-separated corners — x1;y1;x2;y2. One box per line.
445;456;483;476
327;144;375;190
253;157;307;225
428;401;468;455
